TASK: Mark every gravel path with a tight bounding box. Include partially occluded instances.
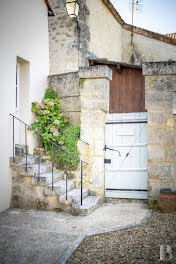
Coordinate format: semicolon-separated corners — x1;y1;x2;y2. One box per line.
67;211;176;264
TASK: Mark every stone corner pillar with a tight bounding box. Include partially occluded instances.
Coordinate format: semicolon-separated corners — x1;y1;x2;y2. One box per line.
78;66;112;197
142;61;176;206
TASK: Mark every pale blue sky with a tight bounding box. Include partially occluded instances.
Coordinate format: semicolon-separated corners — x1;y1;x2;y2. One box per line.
110;0;176;34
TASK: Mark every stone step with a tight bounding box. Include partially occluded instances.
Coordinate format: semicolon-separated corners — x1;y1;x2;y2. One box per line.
45;179;75;195
15;144;28;156
72;196;102;216
19;162;51;176
59;188;89;205
10;155;39;167
63;172;76;180
32;171;64;186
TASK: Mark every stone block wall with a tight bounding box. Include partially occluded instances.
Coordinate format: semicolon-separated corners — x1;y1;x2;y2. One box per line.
143;61;176;205
10;165;59;211
48;0;90;75
48;72;80;125
78;66;112;196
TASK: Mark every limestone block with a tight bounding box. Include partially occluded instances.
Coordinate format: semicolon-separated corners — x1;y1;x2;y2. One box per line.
11;167;19;177
12;184;22;194
148;179;174;198
166;117;174;127
81;93;107;100
81;111;105;128
48;72;79;97
91;157;104;173
94;127;104;139
94;139;104;156
63;111;80;126
81;127;94;144
33;185;45;200
142;61;176;76
148;145;165;161
148;180;165;198
93;173;104;188
164;180;175;190
145;92;172;110
165;110;174;127
148;110;165;126
79;65;112;81
166;145;175;162
89;187;105;196
60;96;80;112
145;75;176;93
148;162;174;179
172;92;176;109
148;127;174;144
88;143;95;156
81;99;109;112
81;79;109;95
47;196;60;210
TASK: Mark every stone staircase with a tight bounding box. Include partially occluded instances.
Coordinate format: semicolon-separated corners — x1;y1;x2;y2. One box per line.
10;145;101;216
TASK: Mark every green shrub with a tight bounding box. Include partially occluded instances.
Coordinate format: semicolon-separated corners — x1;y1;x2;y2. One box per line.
43;88;56;100
52;126;80;171
31;88;80;170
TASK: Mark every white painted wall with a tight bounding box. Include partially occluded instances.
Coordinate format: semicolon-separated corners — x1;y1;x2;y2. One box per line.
0;0;49;212
87;0;122;62
122;29;176;64
87;0;176;64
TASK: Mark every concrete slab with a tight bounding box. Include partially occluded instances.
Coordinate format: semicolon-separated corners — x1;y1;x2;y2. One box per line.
0;202;151;264
0;225;83;264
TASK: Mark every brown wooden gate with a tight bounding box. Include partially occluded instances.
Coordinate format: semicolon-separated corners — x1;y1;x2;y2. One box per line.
89;59;146;114
109;65;145;113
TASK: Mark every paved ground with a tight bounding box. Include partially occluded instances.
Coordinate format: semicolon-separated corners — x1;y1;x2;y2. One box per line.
0;202;150;264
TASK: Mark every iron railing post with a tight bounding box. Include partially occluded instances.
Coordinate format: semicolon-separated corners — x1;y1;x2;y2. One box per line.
25;124;27;172
13;116;15;162
38;139;40;182
10;114;88;190
52;143;54;190
66;153;68;200
81;161;83;206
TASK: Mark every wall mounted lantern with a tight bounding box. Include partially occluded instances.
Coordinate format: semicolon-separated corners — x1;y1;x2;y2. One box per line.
65;0;79;18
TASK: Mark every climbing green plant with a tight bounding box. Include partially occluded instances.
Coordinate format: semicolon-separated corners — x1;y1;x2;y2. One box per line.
31;88;80;170
79;78;85;88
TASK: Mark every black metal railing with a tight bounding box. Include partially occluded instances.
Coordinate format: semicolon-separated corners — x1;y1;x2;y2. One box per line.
10;113;87;205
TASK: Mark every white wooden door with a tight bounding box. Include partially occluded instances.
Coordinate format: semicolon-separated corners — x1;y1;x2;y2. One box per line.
105;113;148;199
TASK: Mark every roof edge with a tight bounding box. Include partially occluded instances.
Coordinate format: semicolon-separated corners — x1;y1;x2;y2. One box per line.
44;0;55;16
101;0;125;25
123;24;176;46
88;58;142;69
101;0;176;46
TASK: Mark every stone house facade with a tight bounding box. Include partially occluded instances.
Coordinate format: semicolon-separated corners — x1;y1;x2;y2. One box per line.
48;0;176;125
1;0;176;213
48;0;176;205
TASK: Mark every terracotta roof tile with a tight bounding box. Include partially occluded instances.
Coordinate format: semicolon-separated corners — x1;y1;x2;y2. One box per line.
165;33;176;40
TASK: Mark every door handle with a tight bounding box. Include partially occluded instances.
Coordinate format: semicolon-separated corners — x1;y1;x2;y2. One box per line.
104;145;121;157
